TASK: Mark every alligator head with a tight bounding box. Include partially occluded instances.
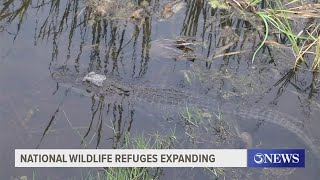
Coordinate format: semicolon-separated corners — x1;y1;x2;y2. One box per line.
50;66;132;97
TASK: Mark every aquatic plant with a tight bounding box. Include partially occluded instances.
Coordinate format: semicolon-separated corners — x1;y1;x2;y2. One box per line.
208;0;320;70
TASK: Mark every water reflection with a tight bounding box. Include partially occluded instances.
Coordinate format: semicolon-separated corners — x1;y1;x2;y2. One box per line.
1;0;320;179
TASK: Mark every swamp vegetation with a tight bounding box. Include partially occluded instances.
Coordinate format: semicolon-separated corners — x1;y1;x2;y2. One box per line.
0;0;320;179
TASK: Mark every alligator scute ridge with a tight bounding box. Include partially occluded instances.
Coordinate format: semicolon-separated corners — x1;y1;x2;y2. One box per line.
234;106;320;158
53;72;320;159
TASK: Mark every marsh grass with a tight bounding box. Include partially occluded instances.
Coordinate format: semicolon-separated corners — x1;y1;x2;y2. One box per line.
179;105;210;127
248;1;309;64
256;1;320;71
100;131;176;180
179;104;237;147
211;0;320;71
178;105;234;178
71;124;238;180
103;167;153;180
311;35;320;71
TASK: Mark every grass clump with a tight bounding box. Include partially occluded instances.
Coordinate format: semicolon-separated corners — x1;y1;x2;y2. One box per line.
101;131;176;180
103;167;152;180
208;0;320;71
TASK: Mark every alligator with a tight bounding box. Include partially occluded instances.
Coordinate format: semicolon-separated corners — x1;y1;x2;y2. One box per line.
51;69;320;159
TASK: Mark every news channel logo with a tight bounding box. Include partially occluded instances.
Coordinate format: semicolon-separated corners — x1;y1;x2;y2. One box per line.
248;149;305;168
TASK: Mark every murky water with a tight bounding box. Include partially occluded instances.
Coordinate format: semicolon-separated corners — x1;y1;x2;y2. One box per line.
1;0;320;179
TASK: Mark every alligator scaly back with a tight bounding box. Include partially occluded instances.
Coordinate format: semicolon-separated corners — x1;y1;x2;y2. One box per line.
233;106;320;159
52;70;320;159
133;86;320;159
